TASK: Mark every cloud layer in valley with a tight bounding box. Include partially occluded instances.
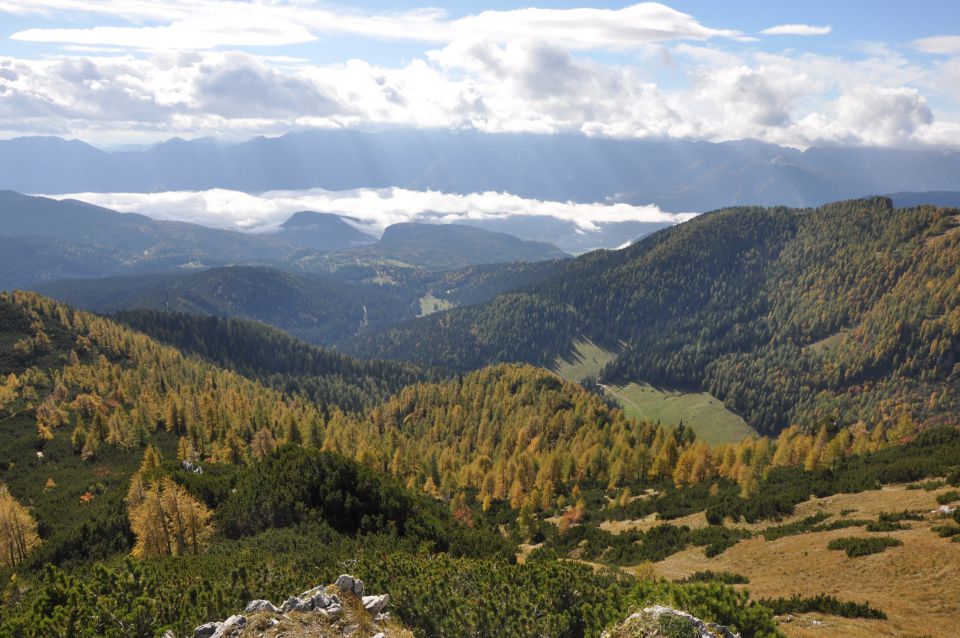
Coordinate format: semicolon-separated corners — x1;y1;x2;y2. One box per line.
50;187;695;238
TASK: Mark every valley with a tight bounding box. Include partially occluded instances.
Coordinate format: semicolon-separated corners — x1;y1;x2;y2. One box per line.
552;339;755;446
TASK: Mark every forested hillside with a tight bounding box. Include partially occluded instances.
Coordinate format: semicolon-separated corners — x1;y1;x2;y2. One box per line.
37;259;562;346
353;198;960;435
1;291;957;637
115;309;437;413
0;290;937;522
38;266;418;345
0;291;785;638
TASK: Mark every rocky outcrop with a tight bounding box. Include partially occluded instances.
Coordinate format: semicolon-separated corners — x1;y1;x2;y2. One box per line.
174;574;409;638
602;605;741;638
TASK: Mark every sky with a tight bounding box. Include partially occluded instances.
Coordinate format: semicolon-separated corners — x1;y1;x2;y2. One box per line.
1;1;959;149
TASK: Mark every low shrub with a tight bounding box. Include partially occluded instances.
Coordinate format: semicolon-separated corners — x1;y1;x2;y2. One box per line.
827;536;903;557
758;593;886;619
762;513;831;541
932;524;960;538
936;490;960;505
865;521;909;532
877;510;924;523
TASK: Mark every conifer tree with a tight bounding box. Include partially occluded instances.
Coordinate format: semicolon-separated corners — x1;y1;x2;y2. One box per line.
0;484;40;567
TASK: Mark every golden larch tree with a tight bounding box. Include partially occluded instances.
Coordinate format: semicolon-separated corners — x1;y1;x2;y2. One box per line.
0;484;40;567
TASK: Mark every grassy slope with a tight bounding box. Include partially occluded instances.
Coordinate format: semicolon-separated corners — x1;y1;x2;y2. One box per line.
651;483;960;638
552;340;756;446
418;294;455;317
606;383;757;447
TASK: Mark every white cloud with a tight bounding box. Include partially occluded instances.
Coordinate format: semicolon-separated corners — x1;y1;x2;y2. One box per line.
0;40;956;149
913;35;960;55
0;3;957;150
447;4;741;49
8;2;742;51
760;24;832;36
834;85;933;145
48;187;695;234
11;14;316;50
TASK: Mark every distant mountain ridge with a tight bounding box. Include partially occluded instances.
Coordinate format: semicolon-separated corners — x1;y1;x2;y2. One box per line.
886;191;960;208
0;192;568;290
354;222;570;270
274;211;376;252
0;190;302;289
4;131;960;210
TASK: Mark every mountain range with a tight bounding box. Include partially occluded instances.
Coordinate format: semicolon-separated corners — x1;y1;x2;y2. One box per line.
4;132;960;210
0;190;567;291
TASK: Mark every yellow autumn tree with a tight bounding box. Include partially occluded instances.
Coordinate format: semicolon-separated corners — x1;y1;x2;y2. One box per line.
0;484;40;567
128;477;213;557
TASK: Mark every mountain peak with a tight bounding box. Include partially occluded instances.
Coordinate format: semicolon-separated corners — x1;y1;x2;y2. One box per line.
280;210;363;228
275;211;375;251
370;222;569;268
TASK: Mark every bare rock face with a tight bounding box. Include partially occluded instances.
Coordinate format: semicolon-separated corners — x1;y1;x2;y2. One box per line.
602;605;741;638
177;574;406;638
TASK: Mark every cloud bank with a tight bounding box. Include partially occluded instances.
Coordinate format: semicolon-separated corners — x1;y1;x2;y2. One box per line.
760;24;832;36
50;188;696;236
8;2;743;51
914;35;960;55
1;41;955;148
0;2;957;149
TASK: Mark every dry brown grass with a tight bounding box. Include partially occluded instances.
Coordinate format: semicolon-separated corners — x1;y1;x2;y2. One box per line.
651;484;960;638
601;510;710;535
516;541;541;563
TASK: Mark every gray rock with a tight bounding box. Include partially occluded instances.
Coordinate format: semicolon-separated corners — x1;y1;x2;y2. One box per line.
290;596;314;612
161;631;176;638
210;614;246;638
243;599;279;614
311;592;334;609
362;594;390;616
297;585;325;599
196;575;387;637
192;622;221;638
280;595;299;613
334;574;364;597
